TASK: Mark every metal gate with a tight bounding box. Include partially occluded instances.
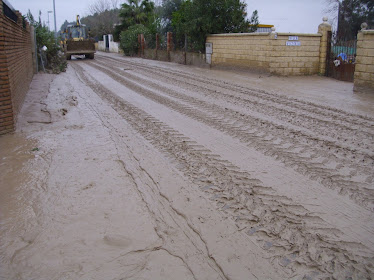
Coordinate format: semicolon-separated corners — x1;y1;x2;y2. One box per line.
326;31;357;82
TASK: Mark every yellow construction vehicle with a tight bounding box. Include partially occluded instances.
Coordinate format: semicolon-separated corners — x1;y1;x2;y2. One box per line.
63;15;95;60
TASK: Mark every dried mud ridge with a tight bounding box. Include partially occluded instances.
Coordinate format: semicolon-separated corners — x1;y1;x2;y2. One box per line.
72;61;374;279
116;157;227;280
93;56;374;210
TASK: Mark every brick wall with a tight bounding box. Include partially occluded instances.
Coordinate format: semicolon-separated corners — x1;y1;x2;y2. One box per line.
354;30;374;93
0;0;34;135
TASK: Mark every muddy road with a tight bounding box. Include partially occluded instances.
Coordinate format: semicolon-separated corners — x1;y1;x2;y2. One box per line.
1;52;374;279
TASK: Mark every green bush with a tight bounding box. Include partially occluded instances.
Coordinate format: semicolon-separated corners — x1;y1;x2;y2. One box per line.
27;10;66;73
36;25;67;73
120;24;150;56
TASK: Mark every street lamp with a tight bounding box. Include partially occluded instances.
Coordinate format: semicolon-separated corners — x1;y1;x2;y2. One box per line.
47;11;52;30
53;0;57;38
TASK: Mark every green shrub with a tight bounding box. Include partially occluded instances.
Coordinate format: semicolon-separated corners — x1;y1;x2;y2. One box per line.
27;10;66;73
120;24;150;56
36;25;67;73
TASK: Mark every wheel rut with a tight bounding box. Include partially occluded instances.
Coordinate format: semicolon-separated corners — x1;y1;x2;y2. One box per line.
72;62;374;279
84;59;374;210
96;54;374;129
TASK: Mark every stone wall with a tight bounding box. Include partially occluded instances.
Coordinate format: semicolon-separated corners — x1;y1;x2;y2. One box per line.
354;29;374;93
0;0;34;135
206;33;271;72
206;32;322;75
206;18;331;76
270;33;321;75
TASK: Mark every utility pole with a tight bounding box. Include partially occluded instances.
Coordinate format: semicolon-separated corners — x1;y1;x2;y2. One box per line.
53;0;57;38
47;11;52;30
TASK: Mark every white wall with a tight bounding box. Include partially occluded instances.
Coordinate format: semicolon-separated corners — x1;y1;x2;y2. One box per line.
98;41;105;51
109;42;119;53
98;34;120;53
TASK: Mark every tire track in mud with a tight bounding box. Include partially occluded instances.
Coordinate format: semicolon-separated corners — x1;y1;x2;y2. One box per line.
96;54;374;131
97;55;374;161
75;66;228;280
125;61;374;153
72;62;374;279
85;60;374;209
96;57;374;157
97;55;374;156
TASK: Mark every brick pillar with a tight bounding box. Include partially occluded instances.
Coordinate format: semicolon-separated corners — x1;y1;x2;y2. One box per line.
354;24;374;93
156;33;159;50
140;33;145;56
167;32;172;62
137;34;141;57
318;17;332;75
155;33;159;59
167;32;172;52
184;33;187;65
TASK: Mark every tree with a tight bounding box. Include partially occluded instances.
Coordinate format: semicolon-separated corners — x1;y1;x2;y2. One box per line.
81;9;120;41
119;0;155;28
159;0;184;32
88;0;120;14
69;0;122;41
326;0;374;40
59;20;75;33
248;10;259;32
172;0;251;51
59;1;120;41
114;0;155;40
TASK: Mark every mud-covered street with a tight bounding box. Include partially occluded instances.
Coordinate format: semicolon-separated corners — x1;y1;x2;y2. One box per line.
1;52;374;279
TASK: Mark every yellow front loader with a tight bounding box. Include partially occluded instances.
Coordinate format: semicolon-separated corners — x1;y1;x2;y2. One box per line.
63;15;95;60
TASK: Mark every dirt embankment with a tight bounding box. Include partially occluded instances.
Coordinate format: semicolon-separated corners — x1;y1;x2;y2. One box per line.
1;52;374;280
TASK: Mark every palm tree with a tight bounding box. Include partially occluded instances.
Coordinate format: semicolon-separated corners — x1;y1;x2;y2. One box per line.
119;0;155;29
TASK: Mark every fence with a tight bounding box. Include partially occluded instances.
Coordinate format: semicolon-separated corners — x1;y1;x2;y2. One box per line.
138;32;208;68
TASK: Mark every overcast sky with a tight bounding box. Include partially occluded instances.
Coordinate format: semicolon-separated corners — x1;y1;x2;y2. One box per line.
13;0;333;33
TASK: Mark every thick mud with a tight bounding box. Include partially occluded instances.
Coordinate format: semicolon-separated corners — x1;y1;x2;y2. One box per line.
1;53;373;279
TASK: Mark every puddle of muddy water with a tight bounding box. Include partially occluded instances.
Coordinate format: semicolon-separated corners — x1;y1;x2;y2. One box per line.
0;133;37;221
0;133;41;278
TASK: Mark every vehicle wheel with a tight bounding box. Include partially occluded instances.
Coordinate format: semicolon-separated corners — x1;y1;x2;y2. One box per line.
89;53;94;59
66;55;71;60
